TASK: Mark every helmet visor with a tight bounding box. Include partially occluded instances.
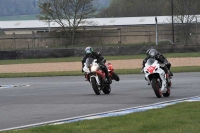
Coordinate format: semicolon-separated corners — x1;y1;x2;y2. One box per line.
149;49;157;57
85;49;91;54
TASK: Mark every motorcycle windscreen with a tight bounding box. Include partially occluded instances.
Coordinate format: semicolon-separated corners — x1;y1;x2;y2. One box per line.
146;58;156;65
85;57;94;68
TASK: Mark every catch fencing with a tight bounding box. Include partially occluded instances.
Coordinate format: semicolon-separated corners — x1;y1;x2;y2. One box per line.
0;24;200;51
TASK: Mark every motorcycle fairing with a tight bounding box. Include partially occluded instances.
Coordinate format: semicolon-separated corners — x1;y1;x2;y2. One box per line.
144;59;167;92
147;66;156;74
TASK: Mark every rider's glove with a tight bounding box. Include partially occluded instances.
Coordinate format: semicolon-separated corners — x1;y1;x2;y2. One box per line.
164;62;169;66
102;58;106;64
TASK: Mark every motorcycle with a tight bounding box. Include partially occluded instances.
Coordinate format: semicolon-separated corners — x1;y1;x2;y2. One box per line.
83;57;113;95
142;58;172;98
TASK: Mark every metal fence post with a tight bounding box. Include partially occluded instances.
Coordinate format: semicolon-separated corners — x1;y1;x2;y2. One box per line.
13;33;16;49
155;17;158;45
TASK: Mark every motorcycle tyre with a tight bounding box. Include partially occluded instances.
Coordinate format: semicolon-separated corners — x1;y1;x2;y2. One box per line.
91;77;101;95
112;72;120;81
152;78;162;98
103;84;111;94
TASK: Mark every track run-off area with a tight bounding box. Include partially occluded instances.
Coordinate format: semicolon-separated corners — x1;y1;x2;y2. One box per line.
0;72;200;131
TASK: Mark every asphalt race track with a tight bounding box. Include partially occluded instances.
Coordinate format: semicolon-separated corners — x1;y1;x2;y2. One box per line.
0;72;200;130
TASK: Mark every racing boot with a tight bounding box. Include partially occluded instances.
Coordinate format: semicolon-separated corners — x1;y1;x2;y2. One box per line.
166;62;173;77
103;66;112;84
169;70;173;77
163;66;171;81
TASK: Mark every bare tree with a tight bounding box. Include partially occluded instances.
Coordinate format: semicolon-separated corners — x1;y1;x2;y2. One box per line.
163;0;200;44
97;0;165;18
37;0;96;46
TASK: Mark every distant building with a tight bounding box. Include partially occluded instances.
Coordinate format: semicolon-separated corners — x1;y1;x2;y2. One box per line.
0;16;173;35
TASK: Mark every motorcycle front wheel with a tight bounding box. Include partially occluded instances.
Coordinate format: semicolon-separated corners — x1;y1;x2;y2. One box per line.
151;78;162;98
91;77;101;95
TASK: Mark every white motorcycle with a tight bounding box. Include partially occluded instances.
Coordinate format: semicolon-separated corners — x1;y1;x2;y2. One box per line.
83;57;111;95
142;58;172;98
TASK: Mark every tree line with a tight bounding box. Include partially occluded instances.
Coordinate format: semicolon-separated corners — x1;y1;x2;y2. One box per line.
97;0;200;17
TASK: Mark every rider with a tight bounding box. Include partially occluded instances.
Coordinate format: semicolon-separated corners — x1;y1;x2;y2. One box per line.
142;48;173;76
81;46;111;84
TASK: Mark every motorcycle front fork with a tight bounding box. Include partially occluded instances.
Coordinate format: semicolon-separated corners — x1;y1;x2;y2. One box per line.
85;73;91;82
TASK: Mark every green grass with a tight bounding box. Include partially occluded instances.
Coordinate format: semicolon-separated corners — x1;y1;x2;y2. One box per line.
2;102;200;133
0;52;200;65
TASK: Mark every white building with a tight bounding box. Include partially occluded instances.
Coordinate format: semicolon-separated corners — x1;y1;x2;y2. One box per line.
0;16;173;34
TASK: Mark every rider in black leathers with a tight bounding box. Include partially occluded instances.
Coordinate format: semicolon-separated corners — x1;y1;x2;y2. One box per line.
142;49;173;76
81;46;111;84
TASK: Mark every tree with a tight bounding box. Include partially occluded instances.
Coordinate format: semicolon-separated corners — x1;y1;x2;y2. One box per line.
163;0;200;44
37;0;96;46
97;0;165;18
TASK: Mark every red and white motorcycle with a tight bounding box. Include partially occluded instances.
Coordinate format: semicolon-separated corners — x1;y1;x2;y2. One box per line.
142;58;172;98
83;57;118;95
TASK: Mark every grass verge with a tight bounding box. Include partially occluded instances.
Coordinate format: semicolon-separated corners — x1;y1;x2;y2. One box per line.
0;66;199;78
2;102;200;133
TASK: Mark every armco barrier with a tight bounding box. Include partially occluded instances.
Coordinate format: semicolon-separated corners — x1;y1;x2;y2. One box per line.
0;51;17;60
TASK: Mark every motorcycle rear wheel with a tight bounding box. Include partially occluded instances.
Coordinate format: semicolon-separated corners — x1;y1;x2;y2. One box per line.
91;77;101;95
152;78;162;98
111;72;120;81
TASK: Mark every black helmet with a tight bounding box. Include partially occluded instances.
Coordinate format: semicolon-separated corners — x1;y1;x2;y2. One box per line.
85;46;93;55
146;49;151;55
146;48;156;55
148;49;158;58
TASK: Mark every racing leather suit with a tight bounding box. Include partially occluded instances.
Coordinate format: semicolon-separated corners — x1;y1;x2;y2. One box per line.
81;51;110;83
